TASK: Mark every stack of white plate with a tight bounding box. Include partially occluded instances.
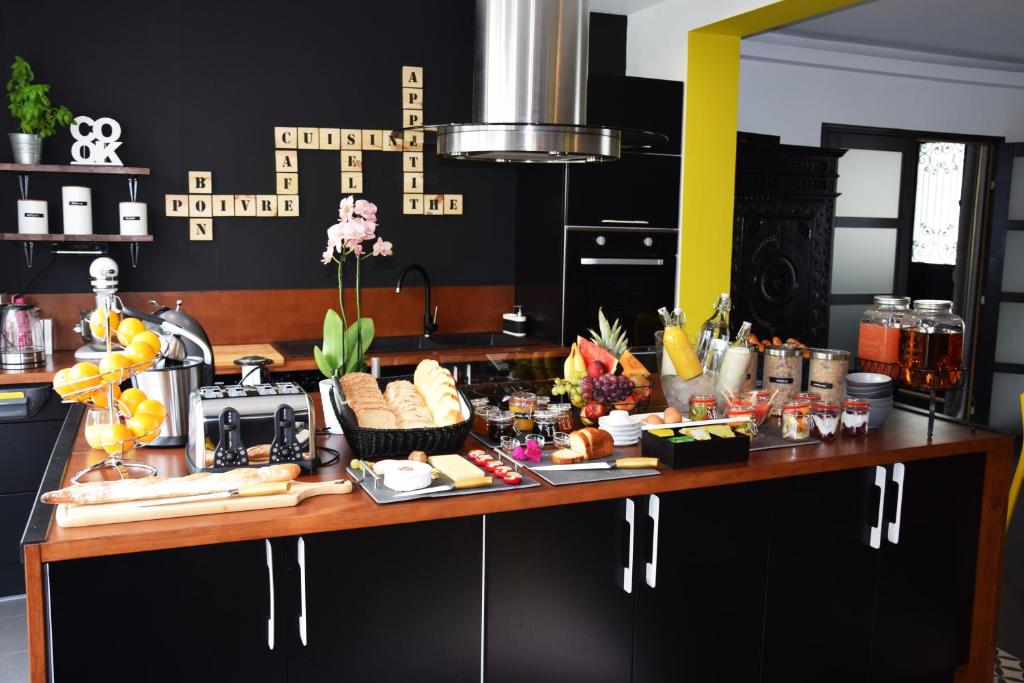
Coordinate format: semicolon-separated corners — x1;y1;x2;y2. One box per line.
598;411;642;446
846;372;894;429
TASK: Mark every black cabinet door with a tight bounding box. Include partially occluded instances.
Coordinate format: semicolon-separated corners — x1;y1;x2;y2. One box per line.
485;499;637;683
762;467;883;683
565;154;681;229
284;516;482;683
870;454;984;681
0;492;34;596
48;539;285;683
634;483;772;683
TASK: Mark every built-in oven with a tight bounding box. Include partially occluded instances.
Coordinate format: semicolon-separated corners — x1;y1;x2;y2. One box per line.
562;227;678;348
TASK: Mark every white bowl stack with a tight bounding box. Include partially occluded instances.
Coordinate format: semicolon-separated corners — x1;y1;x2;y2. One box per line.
846;372;895;429
598;410;642;446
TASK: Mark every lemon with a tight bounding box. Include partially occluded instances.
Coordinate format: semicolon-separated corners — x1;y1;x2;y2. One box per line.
99;423;136;454
99;352;134;382
89;384;121;409
135;399;167;422
123;341;157;369
119;387;148;416
67;362;102;395
115;317;146;347
131;330;161;355
127;413;161;443
88;309;120;341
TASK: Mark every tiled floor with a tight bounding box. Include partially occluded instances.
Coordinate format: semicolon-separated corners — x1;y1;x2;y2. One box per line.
0;595;27;683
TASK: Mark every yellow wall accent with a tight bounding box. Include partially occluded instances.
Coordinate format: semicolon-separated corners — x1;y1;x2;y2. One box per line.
678;0;862;321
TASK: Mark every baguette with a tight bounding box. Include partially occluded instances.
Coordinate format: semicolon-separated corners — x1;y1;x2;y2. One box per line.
41;463;302;505
413;359;465;427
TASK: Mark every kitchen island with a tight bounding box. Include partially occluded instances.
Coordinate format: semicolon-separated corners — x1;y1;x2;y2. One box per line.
20;403;1014;682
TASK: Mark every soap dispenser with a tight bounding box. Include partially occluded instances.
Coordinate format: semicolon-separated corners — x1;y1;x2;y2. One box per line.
502;305;527;338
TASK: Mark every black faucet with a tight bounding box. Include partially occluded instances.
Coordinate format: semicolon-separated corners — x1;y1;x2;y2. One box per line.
396;264;438;337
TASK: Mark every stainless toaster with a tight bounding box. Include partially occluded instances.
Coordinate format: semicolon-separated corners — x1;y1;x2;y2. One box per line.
186;382;317;473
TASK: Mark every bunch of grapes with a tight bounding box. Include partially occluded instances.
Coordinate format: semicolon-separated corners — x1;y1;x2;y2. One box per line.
580;374;635;403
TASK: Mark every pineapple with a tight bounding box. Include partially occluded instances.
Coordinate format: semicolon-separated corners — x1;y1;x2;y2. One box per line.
589;308;629;358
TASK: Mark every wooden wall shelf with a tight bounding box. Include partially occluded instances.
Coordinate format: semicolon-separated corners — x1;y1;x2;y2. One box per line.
0;163;150;175
0;233;153;243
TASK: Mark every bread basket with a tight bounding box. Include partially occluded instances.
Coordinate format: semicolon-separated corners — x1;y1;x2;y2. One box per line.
329;375;473;458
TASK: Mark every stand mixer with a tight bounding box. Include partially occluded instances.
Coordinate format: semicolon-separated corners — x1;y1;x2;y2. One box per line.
73;257;121;361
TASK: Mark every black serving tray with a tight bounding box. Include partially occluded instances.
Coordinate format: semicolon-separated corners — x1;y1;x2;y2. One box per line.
641;429;751;469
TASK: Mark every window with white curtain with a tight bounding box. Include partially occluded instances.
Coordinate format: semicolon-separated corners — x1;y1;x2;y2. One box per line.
911;142;965;265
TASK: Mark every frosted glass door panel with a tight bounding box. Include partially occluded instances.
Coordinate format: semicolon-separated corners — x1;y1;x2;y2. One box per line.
1010;156;1024;220
835;149;903;218
828;304;863;356
989;372;1024;433
994;302;1024;364
831;227;897;294
1002;232;1024;292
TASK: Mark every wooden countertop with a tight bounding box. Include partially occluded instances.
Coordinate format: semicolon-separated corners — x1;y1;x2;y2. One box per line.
0;337;567;385
25;406;1013;564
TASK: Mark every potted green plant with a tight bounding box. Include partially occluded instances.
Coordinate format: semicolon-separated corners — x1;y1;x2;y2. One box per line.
315;196;394;432
6;55;73;164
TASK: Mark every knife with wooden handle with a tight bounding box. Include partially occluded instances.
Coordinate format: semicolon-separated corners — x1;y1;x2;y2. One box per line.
138;481;292;507
533;457;660;472
391;476;493;499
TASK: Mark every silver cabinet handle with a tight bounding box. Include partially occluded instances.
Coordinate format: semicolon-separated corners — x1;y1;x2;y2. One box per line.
645;494;660;589
580;257;665;267
298;536;308;646
601;219;649;224
870;466;887;549
888;463;905;544
265;539;275;650
624;498;636;594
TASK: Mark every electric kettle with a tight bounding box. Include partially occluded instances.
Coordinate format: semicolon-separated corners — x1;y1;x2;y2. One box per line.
1;303;45;369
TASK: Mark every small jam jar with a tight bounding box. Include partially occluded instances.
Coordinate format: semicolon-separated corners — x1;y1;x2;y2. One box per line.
551;403;576;433
689;394;717;421
841;400;870;436
724;406;756;436
509;392;537;435
473;405;498;437
781;401;811;440
487;410;515;441
533;409;557;440
809;402;840;441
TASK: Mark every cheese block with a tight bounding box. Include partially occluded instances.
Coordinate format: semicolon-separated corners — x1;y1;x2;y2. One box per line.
428;454;485;482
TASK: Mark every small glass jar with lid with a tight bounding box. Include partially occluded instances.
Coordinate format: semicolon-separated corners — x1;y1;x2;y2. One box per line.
809;401;840;441
473;405;498;437
763;345;803;414
807;349;850;404
841;400;869;436
898;299;965;390
688;394;717;421
487;410;515;441
533;409;557;440
858;295;911;370
509;391;537;435
724;406;756;436
551;403;576;433
781;401;811;440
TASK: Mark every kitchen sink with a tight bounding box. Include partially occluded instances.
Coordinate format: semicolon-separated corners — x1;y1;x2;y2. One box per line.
273;333;539;359
428;332;538;348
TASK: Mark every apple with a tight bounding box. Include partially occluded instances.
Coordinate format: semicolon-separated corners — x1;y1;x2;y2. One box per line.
614;395;637;412
584;402;608;420
586;360;608;379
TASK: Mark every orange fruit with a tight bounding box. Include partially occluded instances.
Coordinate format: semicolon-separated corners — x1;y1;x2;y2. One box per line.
126;413;161;443
119;387;148;416
84;423;106;449
89;384;121;409
135;399;167;422
123;341;157;369
99;423;136;454
131;330;161;355
88;309;120;341
66;362;102;395
99;352;134;382
53;368;74;397
115;317;146;346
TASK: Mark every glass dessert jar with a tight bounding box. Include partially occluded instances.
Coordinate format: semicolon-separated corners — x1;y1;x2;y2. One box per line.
689;394;717;421
781;401;811;440
841;400;870;436
898;300;965;390
809;401;840;441
858;295;911;368
487;410;515;441
764;345;803;414
509;391;537;435
807;349;850;404
724;406;756;436
795;392;821;404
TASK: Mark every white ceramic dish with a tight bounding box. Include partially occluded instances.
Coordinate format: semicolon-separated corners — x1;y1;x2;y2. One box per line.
846;372;894;387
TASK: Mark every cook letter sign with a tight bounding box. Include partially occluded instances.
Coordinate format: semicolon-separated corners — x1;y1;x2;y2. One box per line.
70;115;124;166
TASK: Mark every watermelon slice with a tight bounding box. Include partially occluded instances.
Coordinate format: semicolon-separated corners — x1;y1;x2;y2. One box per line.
577;336;618;374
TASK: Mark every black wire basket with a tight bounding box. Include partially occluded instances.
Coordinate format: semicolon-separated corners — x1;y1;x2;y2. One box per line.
329;375;472;459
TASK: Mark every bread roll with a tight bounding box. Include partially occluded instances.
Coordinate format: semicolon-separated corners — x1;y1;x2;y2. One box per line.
568;428;614;459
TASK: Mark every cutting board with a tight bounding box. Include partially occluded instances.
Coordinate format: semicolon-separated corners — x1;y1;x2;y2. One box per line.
56;479;352;527
212;344;285;374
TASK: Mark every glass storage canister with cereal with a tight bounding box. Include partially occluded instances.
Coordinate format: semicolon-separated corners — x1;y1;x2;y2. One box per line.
807;348;850;404
781;401;811;440
858;295;911;368
809;401;840;441
841;400;870;436
898;299;965;390
764;345;804;414
689;394;717;421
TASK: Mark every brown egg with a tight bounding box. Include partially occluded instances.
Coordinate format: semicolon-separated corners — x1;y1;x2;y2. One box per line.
663;407;683;423
642;415;664;425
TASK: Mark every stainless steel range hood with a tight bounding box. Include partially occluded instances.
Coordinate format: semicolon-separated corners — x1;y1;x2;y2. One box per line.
415;0;663;163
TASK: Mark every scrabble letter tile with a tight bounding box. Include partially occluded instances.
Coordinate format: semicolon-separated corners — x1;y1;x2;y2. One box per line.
276;172;299;194
234;194;256;216
402;66;423;87
319;128;340;150
424;194;444;215
403;87;423;110
189;218;213;241
403;152;423;172
403;130;422;149
341;151;362;171
361;130;383;150
188;194;212;217
403;193;424;215
275;150;298;172
165;194;188;217
297;127;319;149
256;195;278;217
341;172;363;194
383;131;403;152
188;171;212;194
278;195;300;217
403;173;423;193
444;194;463;215
341;129;362;150
212;195;235;216
404;110;423;128
275;127;297;149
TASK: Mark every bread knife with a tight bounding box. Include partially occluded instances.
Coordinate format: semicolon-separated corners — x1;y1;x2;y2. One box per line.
137;481;292;507
391;476;493;498
533;457;660;472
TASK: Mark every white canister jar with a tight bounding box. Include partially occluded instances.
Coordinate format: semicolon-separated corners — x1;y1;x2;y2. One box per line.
17;199;48;234
62;186;93;234
119;201;148;236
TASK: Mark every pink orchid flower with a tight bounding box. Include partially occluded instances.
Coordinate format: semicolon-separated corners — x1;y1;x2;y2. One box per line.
372;237;393;256
354;199;378;221
341;219;368;243
320;245;334;265
346;239;365;256
338;196;355;221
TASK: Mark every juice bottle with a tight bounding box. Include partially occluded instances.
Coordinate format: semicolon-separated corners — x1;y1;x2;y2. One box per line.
657;307;703;380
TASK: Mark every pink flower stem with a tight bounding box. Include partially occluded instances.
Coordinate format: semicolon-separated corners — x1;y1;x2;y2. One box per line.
337;256;347;369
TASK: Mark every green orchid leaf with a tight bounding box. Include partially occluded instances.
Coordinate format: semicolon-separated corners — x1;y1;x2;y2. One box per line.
342;318;375;374
313;345;334;379
321;309;343;371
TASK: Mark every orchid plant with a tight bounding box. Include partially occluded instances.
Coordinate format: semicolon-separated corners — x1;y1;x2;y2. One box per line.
314;196;394;379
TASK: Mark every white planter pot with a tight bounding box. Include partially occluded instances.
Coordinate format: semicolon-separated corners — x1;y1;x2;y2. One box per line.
319;378;343;434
